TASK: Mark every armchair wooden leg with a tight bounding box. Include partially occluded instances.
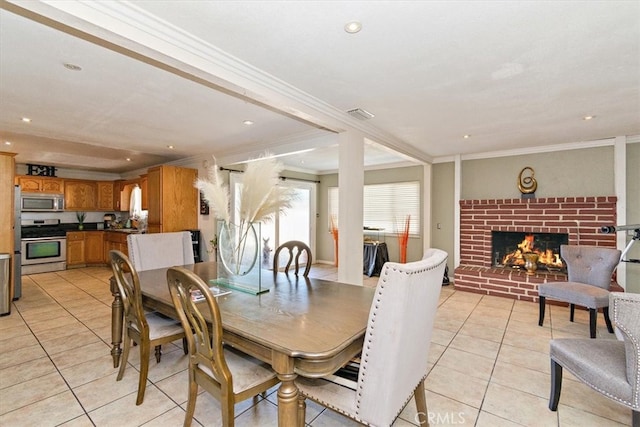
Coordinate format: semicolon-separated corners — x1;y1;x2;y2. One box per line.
570;304;575;322
603;307;614;333
538;296;546;326
154;344;162;363
549;359;563;411
633;410;639;427
414;379;429;426
589;308;597;338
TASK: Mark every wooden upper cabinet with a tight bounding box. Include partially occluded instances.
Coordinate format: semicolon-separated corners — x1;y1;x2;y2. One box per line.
97;181;114;211
64;180;97;211
147;165;197;233
140;174;148;211
16;175;64;193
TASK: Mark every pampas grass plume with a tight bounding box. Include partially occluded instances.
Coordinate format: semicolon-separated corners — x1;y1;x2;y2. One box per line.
195;162;230;223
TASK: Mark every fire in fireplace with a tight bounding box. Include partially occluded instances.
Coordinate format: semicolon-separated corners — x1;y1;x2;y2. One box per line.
492;231;568;272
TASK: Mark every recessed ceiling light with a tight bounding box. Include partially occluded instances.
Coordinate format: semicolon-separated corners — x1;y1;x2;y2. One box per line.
463;134;471;139
4;141;11;145
243;120;254;125
63;63;82;71
344;21;362;34
126;158;131;162
167;145;175;149
21;117;31;123
583;115;596;120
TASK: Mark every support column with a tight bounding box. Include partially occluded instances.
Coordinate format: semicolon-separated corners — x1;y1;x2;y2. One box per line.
422;163;432;254
454;154;462;269
614;136;627;289
338;131;364;285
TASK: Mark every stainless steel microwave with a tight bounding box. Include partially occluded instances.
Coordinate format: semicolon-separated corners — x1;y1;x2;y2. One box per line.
20;193;65;212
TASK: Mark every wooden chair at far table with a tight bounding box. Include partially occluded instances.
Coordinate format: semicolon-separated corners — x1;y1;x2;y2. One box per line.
109;250;186;406
167;266;280;427
273;240;312;276
295;248;448;426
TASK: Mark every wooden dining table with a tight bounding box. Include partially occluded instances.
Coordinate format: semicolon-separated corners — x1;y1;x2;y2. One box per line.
109;261;375;426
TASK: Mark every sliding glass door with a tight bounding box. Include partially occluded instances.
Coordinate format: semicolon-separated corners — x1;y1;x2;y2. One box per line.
230;172;316;269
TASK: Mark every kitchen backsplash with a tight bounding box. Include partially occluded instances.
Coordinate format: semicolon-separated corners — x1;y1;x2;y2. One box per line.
21;211;146;225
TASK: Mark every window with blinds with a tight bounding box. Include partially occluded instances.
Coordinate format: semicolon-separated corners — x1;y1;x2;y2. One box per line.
328;181;420;236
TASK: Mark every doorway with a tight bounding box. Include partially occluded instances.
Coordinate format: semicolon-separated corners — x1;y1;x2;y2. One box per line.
230;173;316;269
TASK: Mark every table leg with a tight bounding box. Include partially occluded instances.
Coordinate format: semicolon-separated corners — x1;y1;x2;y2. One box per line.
273;353;300;427
110;276;123;368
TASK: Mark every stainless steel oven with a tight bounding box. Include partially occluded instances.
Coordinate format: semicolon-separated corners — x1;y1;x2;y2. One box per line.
21;219;67;274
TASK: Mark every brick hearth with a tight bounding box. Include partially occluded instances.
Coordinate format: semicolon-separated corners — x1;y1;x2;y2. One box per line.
454;196;618;301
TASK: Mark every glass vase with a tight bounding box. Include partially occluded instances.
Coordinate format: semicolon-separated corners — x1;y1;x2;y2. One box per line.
213;221;268;294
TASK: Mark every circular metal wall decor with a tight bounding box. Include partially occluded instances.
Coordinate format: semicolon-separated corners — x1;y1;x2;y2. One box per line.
517;166;537;194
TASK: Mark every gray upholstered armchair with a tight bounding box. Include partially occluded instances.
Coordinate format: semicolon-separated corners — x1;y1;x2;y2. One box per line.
538;245;621;338
549;292;640;426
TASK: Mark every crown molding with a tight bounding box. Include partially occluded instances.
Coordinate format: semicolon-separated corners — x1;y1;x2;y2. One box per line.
432;137;622;163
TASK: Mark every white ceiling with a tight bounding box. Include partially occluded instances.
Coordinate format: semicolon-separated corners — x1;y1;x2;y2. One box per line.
0;1;638;175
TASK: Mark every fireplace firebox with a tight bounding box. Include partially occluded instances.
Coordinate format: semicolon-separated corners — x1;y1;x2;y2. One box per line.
492;231;568;272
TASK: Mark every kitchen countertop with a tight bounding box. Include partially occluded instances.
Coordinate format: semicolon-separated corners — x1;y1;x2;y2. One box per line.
104;229;143;234
67;228;142;234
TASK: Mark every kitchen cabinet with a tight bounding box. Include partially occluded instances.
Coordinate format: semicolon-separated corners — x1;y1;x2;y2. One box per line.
147;165;198;233
85;232;104;263
66;231;86;266
97;181;114;211
64;180;97;211
140;174;148;210
114;179;144;212
67;231;106;266
16;175;64;193
104;231;129;262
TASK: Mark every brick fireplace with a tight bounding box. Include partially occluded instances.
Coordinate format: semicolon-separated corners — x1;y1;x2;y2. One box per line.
454;196;618;301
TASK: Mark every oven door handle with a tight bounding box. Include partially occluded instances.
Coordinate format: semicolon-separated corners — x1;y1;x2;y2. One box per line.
21;237;67;242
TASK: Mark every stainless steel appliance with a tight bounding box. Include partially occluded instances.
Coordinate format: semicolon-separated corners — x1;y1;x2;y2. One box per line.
21;219;67;274
13;185;22;299
20;192;64;212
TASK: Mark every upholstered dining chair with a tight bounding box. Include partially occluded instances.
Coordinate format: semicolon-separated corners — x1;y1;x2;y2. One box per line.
538;245;621;338
295;248;448;426
167;266;280;427
273;240;312;276
127;231;195;272
109;250;186;405
549;292;640;426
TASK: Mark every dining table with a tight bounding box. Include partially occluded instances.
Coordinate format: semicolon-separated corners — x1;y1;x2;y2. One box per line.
109;261;375;426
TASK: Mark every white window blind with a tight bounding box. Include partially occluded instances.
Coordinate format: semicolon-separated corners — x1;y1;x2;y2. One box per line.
328;181;420;236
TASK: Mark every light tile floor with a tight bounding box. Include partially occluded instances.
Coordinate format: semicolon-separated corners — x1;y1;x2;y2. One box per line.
0;264;633;426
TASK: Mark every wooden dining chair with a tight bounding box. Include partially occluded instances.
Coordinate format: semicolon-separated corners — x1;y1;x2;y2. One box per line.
167;266;280;427
109;250;186;405
295;248;448;426
273;240;312;276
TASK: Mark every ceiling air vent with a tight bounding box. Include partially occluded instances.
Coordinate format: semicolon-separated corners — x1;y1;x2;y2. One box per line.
347;108;375;120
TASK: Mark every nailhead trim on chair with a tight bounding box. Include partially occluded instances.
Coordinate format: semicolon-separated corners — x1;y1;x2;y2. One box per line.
613;295;640;410
354;258;447;422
